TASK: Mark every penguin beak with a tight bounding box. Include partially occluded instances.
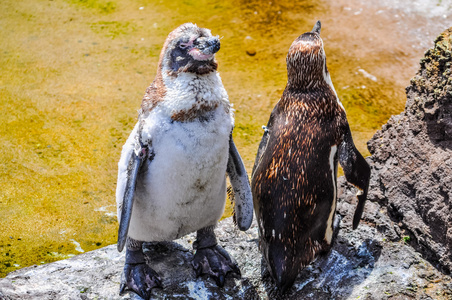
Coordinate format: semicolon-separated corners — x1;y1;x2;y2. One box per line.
311;20;321;35
189;36;220;61
206;36;221;54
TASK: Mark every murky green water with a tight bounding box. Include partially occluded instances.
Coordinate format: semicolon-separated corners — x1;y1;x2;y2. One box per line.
1;0;422;277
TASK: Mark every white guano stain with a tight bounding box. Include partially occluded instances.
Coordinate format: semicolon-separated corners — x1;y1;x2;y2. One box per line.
70;239;84;253
358;68;378;82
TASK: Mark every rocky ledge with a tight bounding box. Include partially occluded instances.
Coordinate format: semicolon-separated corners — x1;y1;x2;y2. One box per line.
0;215;451;299
363;27;452;273
1;28;452;300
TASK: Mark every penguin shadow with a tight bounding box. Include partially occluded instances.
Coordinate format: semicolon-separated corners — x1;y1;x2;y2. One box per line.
136;241;259;299
261;235;382;300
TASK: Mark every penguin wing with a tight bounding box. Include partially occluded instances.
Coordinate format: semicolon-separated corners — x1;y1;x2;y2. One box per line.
226;134;253;231
117;148;143;252
338;125;371;230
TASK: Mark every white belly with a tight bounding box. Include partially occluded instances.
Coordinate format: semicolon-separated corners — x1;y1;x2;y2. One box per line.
127;108;232;241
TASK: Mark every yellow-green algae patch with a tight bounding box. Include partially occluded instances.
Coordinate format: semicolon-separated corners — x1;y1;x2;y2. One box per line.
1;0;411;277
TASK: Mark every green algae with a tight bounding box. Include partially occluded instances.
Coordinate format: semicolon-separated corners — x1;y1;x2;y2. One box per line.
0;0;409;277
90;21;136;39
67;0;116;13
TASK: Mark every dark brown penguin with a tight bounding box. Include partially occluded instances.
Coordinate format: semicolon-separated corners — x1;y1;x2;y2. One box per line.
251;21;371;292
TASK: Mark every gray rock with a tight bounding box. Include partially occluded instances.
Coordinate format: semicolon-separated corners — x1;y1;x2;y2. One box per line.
364;27;452;274
1;216;451;299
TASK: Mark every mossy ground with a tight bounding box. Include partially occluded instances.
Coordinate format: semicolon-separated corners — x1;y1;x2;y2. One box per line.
0;0;412;277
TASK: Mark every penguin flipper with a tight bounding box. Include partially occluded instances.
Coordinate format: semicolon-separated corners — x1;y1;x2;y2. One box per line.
338;127;371;230
226;135;253;231
117;149;144;252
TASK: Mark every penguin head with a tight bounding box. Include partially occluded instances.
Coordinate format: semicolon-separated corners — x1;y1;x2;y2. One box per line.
159;23;220;76
286;20;329;90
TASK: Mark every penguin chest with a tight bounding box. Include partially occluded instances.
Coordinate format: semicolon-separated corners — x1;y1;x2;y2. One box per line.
129;109;232;241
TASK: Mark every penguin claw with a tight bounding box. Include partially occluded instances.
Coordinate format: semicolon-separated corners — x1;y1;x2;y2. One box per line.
120;263;162;299
217;274;225;287
119;283;126;295
192;244;240;287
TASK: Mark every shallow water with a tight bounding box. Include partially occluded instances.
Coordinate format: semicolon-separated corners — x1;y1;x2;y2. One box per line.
0;0;451;277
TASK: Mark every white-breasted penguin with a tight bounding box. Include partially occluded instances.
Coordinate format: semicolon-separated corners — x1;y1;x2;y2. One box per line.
251;21;371;293
116;23;253;299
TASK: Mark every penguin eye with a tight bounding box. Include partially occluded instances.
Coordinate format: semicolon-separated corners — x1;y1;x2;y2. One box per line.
179;42;190;49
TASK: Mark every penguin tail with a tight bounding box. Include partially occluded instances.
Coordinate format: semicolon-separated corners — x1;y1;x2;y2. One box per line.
266;244;299;293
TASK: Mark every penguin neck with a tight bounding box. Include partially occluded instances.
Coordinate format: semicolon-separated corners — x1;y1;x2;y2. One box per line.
286;58;328;90
162;70;224;100
160;70;230;122
141;71;166;115
285;74;327;93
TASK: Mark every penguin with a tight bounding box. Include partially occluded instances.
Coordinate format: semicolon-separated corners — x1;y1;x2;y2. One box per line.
251;21;371;293
116;23;253;299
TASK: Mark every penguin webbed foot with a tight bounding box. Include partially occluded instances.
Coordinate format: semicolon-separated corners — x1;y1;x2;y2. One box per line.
192;244;241;287
120;249;162;299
